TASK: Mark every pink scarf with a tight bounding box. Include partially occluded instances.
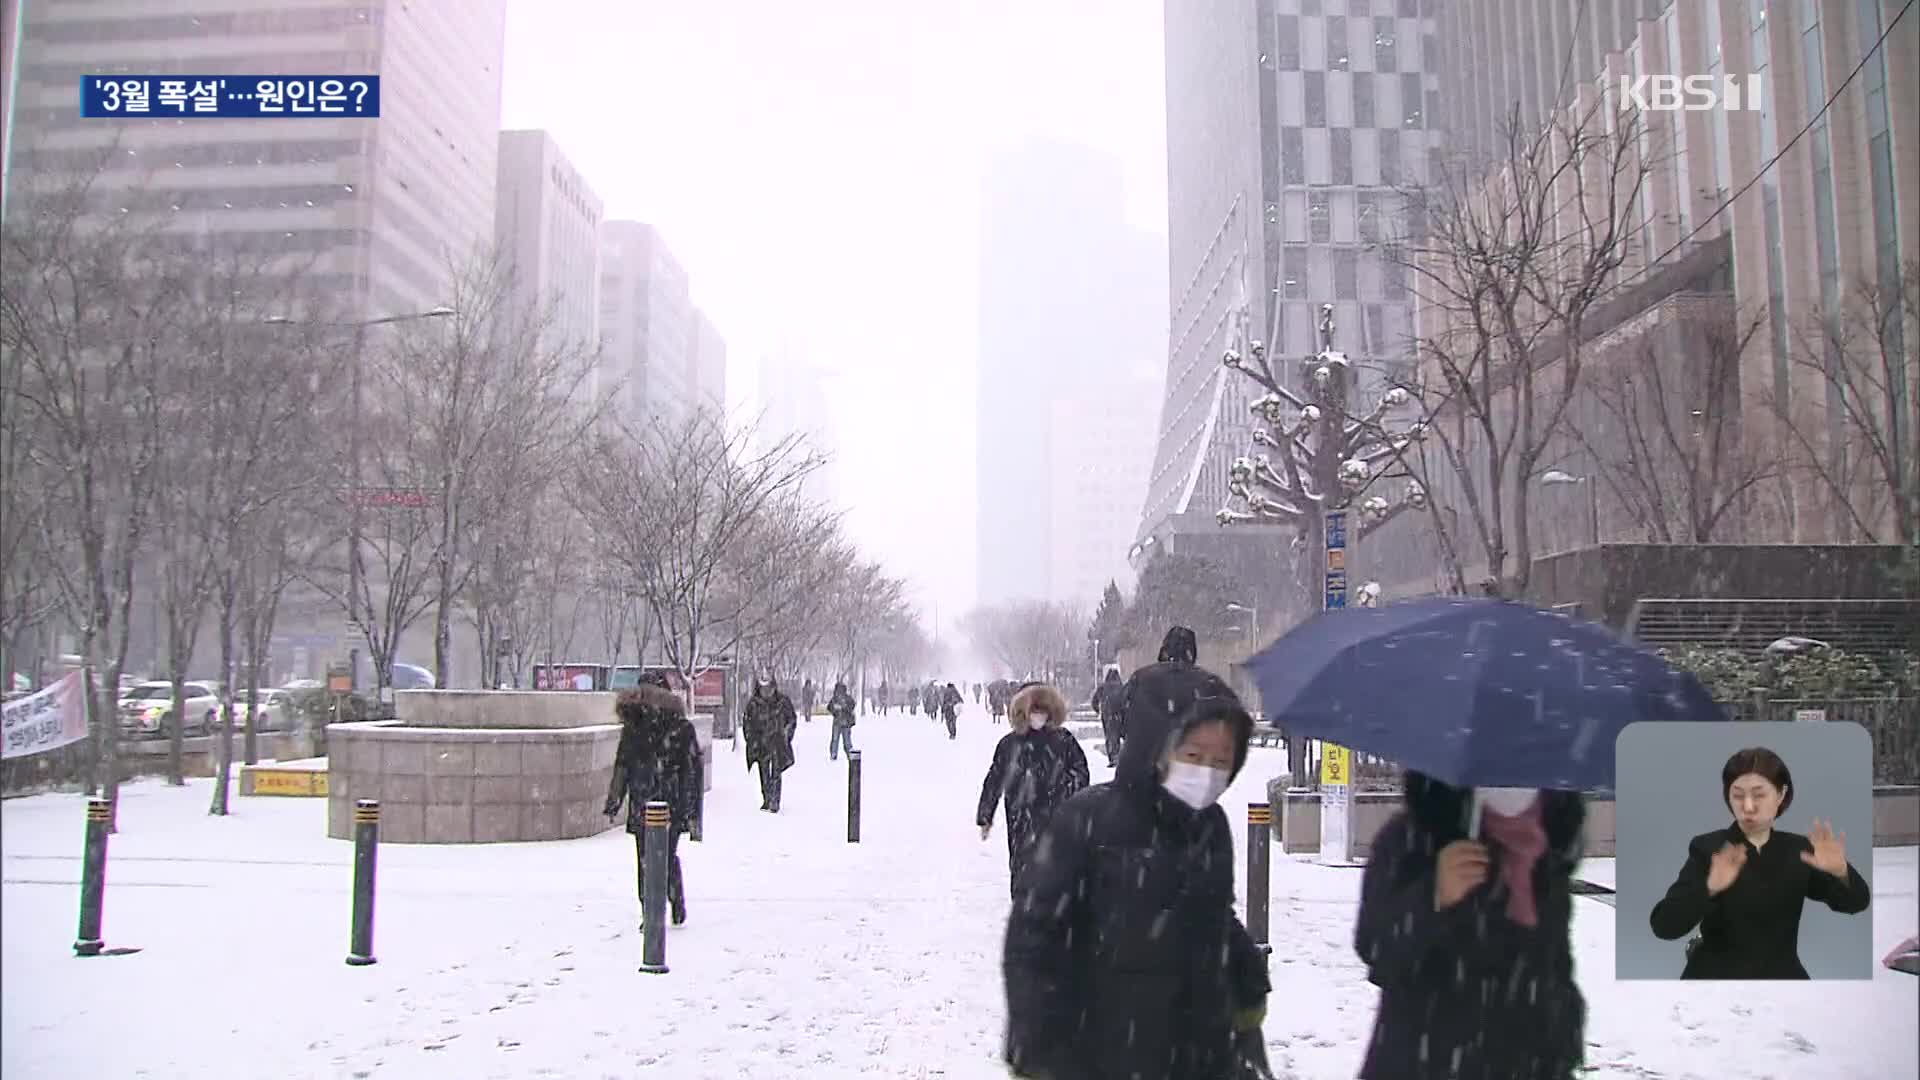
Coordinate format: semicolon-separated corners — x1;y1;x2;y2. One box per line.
1479;800;1547;928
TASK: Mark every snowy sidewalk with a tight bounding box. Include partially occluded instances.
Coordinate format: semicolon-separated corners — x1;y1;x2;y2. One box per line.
4;708;1917;1079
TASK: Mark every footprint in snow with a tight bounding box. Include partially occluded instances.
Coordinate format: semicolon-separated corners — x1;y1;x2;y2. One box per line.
1778;1031;1815;1054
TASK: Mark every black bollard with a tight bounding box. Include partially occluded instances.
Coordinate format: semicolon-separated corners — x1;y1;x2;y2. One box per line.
73;797;112;956
846;750;862;843
345;799;380;966
638;800;670;974
1247;802;1272;952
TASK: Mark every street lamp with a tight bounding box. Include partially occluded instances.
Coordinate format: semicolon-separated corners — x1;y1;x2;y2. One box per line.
264;305;456;693
1540;470;1600;548
1225;601;1260;646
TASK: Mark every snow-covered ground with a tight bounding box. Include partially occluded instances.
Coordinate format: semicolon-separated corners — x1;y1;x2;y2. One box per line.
4;705;1916;1079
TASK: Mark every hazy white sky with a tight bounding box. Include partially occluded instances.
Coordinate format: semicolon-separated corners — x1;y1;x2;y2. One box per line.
501;0;1168;637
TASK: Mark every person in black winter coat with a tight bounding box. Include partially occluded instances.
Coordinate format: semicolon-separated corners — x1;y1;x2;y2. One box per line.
1092;667;1125;768
1353;771;1589;1079
940;681;964;738
800;678;816;722
827;680;858;760
1003;661;1271;1080
1647;746;1870;979
742;679;797;813
603;684;703;927
1157;624;1198;664
978;683;1089;897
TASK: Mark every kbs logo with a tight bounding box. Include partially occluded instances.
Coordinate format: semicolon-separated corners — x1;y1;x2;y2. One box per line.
1617;73;1765;112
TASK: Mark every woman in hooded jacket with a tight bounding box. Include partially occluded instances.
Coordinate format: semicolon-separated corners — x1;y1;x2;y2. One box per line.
1353;772;1588;1079
603;683;703;927
977;683;1090;897
1002;662;1270;1080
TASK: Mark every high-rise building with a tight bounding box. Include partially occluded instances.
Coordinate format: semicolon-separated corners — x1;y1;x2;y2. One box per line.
758;344;838;508
494;129;602;381
690;309;727;413
1138;0;1441;617
1047;372;1163;613
1412;0;1918;554
976;135;1166;607
5;0;509;320
599;220;695;427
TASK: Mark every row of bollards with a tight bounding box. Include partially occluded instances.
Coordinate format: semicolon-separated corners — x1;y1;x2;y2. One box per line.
66;748;879;976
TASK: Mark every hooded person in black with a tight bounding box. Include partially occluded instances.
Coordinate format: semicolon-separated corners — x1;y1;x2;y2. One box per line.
977;683;1090;897
827;679;857;760
1002;662;1270;1080
940;681;965;738
742;678;797;812
1092;667;1125;767
603;682;702;926
1157;625;1199;664
1353;772;1588;1079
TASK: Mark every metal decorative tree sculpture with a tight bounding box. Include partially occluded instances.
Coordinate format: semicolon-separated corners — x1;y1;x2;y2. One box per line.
1216;303;1429;614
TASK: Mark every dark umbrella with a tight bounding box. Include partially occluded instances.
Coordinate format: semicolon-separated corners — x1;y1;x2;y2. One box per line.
1243;597;1722;792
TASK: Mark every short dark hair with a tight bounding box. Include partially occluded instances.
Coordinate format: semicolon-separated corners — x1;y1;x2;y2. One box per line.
1722;746;1793;814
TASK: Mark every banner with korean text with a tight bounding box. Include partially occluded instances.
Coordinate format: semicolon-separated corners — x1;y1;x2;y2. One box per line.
2;672;89;759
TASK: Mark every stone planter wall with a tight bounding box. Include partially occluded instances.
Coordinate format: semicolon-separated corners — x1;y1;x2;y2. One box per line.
1268;787;1619;859
326;711;620;844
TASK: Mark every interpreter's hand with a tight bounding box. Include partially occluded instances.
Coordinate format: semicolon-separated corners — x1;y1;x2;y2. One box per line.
1801;818;1848;878
980;824;992;840
1706;842;1748;896
1433;839;1490;910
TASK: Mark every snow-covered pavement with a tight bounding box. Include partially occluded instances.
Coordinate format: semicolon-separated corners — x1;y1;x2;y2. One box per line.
4;705;1916;1079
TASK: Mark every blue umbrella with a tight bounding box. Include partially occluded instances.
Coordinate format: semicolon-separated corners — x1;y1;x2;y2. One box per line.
1244;597;1723;791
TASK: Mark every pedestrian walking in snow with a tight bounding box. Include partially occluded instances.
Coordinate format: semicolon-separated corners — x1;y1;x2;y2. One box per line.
1157;623;1199;664
973;683;982;705
1002;660;1270;1080
800;678;816;722
1093;666;1125;768
742;678;797;813
876;680;891;716
922;682;940;725
976;682;1088;897
907;685;919;716
827;679;858;760
940;681;964;739
1353;772;1590;1079
603;678;702;927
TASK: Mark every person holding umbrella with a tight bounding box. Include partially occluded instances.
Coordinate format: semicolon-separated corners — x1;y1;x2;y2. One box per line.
1354;772;1589;1077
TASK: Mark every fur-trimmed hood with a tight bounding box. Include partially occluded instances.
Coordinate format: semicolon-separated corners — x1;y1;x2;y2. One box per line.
1009;683;1069;730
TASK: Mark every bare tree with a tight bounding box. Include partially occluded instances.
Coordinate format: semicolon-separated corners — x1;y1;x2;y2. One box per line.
1;160;186;819
1568;308;1777;543
962;600;1083;679
1771;264;1920;544
0;318;56;688
1375;98;1655;597
577;408;824;692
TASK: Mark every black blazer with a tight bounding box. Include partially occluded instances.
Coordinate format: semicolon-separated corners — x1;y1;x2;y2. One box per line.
1649;823;1871;979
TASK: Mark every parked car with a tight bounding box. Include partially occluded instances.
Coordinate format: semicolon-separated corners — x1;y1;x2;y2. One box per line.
117;681;221;738
232;687;296;732
390;662;436;690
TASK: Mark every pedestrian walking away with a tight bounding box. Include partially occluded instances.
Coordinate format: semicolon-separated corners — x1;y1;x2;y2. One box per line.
1353;772;1589;1079
923;682;940;725
876;680;890;716
827;679;858;761
1158;623;1199;664
603;678;702;928
976;682;1089;897
1002;660;1271;1079
940;681;964;739
742;678;798;813
1093;666;1125;768
801;678;816;722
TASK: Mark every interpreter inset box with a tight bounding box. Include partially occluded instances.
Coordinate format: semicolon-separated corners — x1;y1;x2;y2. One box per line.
1614;721;1874;980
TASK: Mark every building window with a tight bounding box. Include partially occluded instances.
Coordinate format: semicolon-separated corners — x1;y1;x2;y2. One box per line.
1355;73;1375;127
1379;129;1401;186
1331;128;1353;185
1309;192;1332;242
1275;14;1300;71
1328;16;1349;70
1282;244;1310;298
1305;71;1326;127
1402;74;1425;127
1374;17;1397;73
1282;127;1305;185
1334;249;1359;299
1357;193;1380;243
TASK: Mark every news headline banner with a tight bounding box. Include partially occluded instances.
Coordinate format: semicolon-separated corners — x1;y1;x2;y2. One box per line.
2;672;89;760
81;76;380;118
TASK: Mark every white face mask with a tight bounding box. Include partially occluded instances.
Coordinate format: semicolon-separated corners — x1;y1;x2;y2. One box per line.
1026;715;1046;731
1479;787;1540;816
1162;761;1232;811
